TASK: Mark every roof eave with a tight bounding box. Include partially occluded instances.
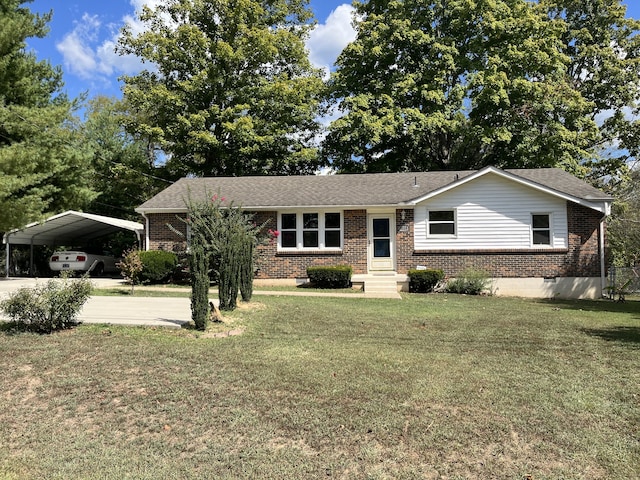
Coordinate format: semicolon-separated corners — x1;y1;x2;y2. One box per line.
137;203;413;214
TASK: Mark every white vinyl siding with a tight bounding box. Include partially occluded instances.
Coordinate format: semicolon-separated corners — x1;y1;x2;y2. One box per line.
414;174;568;250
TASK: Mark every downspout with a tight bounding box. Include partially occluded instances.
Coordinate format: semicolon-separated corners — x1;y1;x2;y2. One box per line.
600;217;606;297
141;212;150;251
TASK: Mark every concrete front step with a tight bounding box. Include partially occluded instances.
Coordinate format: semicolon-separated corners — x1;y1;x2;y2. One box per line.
363;278;399;295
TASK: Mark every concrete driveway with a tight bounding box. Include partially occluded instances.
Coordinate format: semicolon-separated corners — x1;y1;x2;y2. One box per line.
0;277;192;328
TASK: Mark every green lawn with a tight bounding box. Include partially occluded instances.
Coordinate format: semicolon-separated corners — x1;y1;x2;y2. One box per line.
1;293;639;479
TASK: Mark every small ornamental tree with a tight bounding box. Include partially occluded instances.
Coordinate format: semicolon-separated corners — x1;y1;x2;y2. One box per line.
118;249;143;294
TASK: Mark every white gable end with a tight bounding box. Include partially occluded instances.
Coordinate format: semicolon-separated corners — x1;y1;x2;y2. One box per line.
414;173;569;251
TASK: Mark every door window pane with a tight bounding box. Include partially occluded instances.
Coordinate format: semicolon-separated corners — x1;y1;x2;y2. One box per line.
373;218;389;238
374;239;391;257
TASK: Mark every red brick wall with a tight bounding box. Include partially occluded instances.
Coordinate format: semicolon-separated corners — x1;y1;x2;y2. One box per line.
145;202;605;279
146;213;188;253
395;202;604;278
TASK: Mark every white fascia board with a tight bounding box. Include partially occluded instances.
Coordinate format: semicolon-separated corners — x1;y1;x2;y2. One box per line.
137;204;411;213
408;166;611;214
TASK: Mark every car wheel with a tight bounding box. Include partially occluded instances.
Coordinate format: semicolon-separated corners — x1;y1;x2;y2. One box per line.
92;263;104;277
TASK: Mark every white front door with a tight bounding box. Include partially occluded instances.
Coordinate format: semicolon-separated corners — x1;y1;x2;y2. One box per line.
368;214;395;271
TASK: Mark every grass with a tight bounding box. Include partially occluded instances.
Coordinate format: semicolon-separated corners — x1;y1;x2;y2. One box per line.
1;293;639;479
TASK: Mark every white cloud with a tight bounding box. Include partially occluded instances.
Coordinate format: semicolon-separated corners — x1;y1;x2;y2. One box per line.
56;1;163;84
307;4;357;78
56;14;104;80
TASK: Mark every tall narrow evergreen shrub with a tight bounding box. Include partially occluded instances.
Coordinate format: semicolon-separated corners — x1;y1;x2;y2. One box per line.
239;235;254;302
189;243;209;330
218;230;242;310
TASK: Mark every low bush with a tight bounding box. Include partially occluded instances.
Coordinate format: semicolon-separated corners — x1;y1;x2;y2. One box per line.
307;265;353;288
446;268;491;295
0;275;93;333
139;250;178;284
408;268;445;293
118;249;143;292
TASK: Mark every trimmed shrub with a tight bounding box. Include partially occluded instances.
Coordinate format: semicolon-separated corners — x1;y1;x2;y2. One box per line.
139;250;178;284
446;268;491;295
0;275;93;333
408;268;445;293
307;265;353;288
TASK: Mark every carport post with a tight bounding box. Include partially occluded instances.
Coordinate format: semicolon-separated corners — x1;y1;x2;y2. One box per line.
29;239;34;277
5;236;9;278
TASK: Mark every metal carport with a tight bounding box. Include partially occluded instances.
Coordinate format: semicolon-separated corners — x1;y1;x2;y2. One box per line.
3;210;144;277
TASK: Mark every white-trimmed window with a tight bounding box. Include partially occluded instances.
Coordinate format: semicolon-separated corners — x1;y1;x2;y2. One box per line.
428;210;456;237
279;212;343;250
532;213;552;246
280;213;297;248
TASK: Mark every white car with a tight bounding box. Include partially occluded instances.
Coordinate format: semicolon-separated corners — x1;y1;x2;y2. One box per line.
49;251;119;276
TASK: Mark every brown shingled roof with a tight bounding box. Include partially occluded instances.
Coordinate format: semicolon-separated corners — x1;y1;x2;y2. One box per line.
136;167;612;212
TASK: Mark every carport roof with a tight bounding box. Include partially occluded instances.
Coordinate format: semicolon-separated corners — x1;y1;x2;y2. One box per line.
3;211;144;246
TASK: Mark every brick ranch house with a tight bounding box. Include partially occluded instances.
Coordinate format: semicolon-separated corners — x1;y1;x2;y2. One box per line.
136;166;613;299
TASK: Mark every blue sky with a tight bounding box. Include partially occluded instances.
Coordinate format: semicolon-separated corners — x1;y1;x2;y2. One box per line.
26;1;640;104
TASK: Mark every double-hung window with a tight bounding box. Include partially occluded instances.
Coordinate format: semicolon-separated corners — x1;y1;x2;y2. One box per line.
428;210;456;236
532;214;551;246
280;213;297;248
279;212;342;250
303;213;319;248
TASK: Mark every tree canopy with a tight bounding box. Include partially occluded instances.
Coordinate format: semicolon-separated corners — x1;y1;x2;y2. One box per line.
0;0;95;232
82;96;168;219
323;0;640;177
542;0;640;189
117;0;325;178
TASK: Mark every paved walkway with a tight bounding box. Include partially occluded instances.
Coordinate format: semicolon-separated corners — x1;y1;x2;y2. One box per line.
0;277;400;329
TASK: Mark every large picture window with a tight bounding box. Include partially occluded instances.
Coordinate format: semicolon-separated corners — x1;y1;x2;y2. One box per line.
279;212;343;250
532;214;551;245
428;210;456;236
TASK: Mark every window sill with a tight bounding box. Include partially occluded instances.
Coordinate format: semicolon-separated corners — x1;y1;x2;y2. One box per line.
276;249;343;256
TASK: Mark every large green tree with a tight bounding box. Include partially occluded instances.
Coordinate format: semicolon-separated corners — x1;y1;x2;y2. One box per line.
323;0;639;175
0;0;95;232
542;0;640;189
117;0;324;178
82;96;167;219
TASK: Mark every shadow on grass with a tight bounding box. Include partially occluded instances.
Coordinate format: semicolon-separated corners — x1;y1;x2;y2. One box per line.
582;326;640;346
538;298;640;316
